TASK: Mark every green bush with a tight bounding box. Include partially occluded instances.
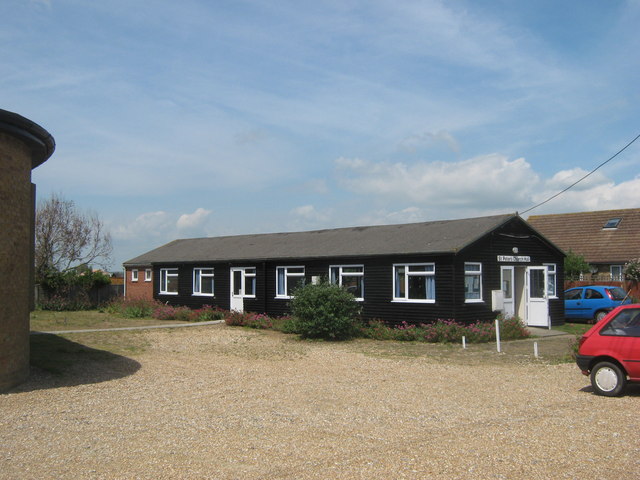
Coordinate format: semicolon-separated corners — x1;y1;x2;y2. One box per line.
289;280;361;340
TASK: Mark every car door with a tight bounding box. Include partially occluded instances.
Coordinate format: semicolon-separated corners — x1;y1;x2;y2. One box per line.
599;308;640;380
582;287;605;318
564;288;584;319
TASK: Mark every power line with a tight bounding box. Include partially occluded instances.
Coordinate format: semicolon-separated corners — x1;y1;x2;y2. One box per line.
521;132;640;215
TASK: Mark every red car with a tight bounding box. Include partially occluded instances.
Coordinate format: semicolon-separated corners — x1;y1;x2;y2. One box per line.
576;304;640;396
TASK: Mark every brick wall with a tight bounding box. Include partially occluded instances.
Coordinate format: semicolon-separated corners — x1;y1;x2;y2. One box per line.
125;267;154;300
0;133;34;391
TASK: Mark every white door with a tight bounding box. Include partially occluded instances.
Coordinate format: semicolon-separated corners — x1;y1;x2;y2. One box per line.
230;268;244;312
525;266;549;327
501;266;515;317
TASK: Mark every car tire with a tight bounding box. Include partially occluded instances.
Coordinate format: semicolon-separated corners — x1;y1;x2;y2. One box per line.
594;310;608;322
590;361;626;397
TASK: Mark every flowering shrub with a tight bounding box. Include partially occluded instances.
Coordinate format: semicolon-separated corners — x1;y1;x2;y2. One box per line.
361;316;529;343
192;305;226;321
224;311;274;329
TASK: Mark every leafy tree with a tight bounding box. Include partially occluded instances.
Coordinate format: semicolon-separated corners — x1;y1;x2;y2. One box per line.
624;258;640;290
35;193;112;282
289;279;361;340
564;249;591;280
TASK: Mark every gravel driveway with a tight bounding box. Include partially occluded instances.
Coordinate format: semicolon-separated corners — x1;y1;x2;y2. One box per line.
1;324;638;479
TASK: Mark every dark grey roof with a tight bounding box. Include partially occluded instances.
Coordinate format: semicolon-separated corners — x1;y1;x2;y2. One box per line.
123;213;517;266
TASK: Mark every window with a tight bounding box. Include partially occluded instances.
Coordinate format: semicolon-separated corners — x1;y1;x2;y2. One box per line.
144;269;152;282
464;262;482;302
393;263;435;302
601;308;640;337
244;267;256;297
159;268;178;295
610;265;623;281
329;265;364;300
131;269;138;282
545;264;557;298
276;266;305;298
603;218;621;229
193;268;214;296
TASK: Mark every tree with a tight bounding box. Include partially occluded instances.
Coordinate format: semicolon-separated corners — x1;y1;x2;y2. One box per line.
564;249;591;280
35;193;112;282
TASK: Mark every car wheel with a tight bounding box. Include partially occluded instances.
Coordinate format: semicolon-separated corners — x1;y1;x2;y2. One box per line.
594;310;608;322
590;361;626;397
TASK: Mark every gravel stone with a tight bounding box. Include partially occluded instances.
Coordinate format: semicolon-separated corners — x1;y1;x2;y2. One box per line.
1;325;638;479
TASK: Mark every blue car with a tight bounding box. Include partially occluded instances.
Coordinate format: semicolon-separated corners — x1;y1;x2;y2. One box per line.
564;285;631;322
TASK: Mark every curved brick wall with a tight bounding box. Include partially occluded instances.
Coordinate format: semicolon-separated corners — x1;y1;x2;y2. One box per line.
0;110;54;392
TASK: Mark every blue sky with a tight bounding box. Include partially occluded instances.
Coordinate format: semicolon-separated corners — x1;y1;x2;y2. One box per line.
3;0;640;270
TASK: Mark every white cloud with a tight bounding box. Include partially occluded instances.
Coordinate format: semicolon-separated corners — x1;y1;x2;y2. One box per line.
177;208;212;230
335;153;640;218
290;205;329;222
336;153;537;209
112;211;172;241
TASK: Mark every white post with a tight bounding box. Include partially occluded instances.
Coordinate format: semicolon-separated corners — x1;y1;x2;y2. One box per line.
534;342;539;358
462;336;466;349
495;319;501;353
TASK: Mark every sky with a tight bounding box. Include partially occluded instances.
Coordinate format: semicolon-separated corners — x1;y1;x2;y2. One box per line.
2;0;640;270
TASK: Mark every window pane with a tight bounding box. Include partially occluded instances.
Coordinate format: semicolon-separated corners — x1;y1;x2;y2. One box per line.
342;266;363;273
395;266;405;298
331;267;342;285
277;268;285;296
201;276;214;294
465;263;481;272
343;276;362;298
246;276;256;296
233;271;242;295
245;268;256;276
408;275;426;299
287;275;305;296
166;274;178;293
408;265;427;272
529;270;545;298
465;275;481;299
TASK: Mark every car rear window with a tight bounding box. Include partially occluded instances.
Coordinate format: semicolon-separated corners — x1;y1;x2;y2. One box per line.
606;287;627;300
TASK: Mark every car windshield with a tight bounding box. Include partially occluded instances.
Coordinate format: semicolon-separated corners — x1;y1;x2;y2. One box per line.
606;287;627;301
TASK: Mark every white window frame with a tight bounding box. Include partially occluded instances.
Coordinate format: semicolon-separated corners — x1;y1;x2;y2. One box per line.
244;267;257;298
144;269;152;282
159;268;179;295
276;266;305;299
131;269;138;282
193;267;214;296
329;265;364;301
544;263;557;298
392;263;436;303
464;262;483;303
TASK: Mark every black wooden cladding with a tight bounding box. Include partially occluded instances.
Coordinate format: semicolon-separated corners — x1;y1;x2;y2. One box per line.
152;217;565;326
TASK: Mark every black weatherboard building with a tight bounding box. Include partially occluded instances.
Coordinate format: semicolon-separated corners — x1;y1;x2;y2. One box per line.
124;213;565;327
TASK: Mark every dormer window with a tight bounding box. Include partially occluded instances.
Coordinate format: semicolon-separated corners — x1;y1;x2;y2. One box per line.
603;218;621;229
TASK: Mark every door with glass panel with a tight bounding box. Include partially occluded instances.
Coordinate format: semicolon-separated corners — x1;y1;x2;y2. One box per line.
501;266;515;317
230;267;256;312
525;266;549;327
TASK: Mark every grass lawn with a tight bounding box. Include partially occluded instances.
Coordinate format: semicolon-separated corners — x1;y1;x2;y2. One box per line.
29;309;189;332
554;321;593;336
